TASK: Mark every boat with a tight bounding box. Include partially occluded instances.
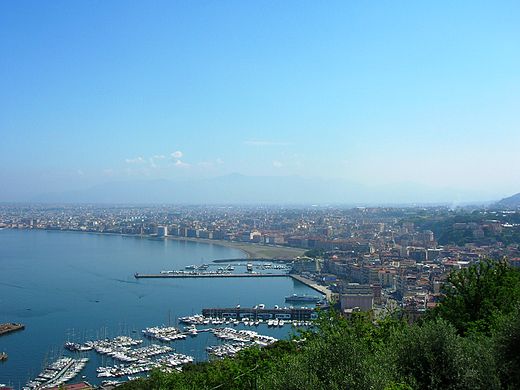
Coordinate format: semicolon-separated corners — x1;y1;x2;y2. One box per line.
246;263;253;272
23;357;88;389
284;294;323;303
0;352;7;361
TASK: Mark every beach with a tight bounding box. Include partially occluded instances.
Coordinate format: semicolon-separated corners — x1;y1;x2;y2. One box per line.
166;236;305;259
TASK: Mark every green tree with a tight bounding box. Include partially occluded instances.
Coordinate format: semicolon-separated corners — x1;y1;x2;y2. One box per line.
429;258;520;335
493;307;520;389
392;318;499;390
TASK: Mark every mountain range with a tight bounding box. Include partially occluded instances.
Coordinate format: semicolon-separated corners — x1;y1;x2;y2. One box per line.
31;174;494;205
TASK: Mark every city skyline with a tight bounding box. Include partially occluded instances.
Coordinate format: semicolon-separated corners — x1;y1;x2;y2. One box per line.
1;1;520;203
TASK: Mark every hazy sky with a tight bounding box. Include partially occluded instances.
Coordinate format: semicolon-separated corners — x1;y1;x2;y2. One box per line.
1;1;519;201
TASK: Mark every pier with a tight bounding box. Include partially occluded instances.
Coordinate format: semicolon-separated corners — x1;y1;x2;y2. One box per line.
202;306;318;321
290;274;333;301
133;272;334;301
135;273;288;279
0;323;25;336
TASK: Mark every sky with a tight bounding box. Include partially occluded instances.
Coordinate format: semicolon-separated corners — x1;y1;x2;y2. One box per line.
1;1;519;203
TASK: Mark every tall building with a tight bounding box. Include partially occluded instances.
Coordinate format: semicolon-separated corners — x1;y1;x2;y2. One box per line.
340;283;373;314
157;226;168;237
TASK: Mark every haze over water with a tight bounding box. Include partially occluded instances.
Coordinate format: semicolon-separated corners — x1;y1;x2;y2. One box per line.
0;229;314;387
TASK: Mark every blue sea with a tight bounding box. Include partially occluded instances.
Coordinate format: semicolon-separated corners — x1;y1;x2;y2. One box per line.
0;229;315;388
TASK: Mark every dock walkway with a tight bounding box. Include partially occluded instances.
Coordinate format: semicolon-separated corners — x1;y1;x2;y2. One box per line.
289;274;333;301
202;306;317;321
135;273;288;279
134;272;333;301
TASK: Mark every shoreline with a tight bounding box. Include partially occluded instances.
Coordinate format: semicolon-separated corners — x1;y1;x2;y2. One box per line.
5;228;306;260
166;236;252;258
165;236;305;259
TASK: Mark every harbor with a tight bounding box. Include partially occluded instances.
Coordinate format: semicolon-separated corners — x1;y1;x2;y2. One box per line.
0;229;321;387
19;306;311;388
134;259;291;279
134;269;334;302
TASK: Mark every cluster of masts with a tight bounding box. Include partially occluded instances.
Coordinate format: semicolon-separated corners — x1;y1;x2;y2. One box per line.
206;342;248;358
24;357;88;390
160;262;291;275
179;313;313;327
142;326;189;341
96;352;193;378
27;307;314;387
206;328;278;358
212;328;278;346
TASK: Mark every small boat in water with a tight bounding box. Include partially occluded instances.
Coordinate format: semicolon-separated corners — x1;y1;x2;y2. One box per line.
284;294;323;303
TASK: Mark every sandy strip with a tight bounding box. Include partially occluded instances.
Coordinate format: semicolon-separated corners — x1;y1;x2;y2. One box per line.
165;236;305;259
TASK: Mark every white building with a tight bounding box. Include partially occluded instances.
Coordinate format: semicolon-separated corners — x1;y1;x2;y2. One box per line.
157;226;168;237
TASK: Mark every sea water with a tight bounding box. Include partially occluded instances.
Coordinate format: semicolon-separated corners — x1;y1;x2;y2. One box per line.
0;229;316;387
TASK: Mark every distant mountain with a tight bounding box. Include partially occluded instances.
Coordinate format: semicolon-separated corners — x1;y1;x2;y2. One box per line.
33;174;354;205
32;174;484;205
495;193;520;208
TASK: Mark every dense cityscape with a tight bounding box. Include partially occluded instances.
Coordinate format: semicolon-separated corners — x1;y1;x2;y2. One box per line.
2;203;520;323
3;1;520;389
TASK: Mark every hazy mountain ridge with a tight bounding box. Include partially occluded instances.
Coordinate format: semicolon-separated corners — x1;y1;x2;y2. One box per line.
496;193;520;208
32;174;491;205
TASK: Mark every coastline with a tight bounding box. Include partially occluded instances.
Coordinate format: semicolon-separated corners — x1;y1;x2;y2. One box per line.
5;228;306;260
166;236;306;260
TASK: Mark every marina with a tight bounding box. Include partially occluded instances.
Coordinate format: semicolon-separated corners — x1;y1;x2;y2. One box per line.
13;308;313;389
0;229;320;387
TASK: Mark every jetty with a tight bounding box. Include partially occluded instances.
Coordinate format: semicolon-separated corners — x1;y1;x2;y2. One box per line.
290;274;333;301
133;272;334;301
134;272;288;279
0;323;25;336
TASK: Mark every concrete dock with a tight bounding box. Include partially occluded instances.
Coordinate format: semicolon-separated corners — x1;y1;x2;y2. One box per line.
289;274;333;301
134;272;288;279
202;306;317;321
0;323;25;337
134;272;334;301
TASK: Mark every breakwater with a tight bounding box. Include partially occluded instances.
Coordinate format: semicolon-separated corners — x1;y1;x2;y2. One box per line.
134;273;288;279
0;323;25;336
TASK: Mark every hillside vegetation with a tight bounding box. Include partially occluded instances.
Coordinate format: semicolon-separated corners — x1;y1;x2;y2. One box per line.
121;259;520;390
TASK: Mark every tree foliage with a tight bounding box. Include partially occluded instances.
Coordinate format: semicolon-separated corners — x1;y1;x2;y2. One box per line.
120;259;520;390
430;258;520;335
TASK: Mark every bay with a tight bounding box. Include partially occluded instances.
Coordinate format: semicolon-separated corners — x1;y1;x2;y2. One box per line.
0;229;315;388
